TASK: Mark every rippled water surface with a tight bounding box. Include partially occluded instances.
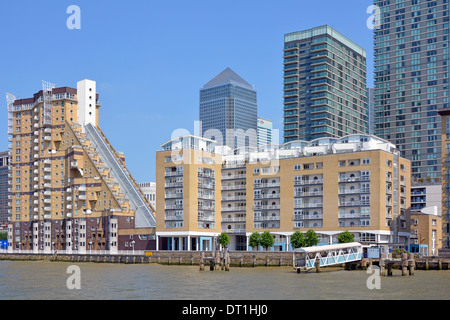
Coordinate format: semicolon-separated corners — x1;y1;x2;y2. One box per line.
0;260;448;300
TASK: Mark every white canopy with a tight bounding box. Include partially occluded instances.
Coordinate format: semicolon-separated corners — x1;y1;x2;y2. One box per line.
293;242;362;254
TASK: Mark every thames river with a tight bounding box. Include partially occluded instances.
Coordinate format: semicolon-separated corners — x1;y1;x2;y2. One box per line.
0;260;449;300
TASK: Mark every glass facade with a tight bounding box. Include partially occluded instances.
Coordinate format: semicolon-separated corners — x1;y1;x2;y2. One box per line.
0;151;10;226
200;68;258;149
373;0;450;181
283;25;368;143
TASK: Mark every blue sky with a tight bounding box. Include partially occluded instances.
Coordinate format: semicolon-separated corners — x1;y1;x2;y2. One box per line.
0;0;374;182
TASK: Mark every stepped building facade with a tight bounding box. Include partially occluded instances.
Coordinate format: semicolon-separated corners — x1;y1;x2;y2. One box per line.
6;80;156;253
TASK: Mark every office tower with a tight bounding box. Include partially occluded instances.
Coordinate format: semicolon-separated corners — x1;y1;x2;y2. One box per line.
257;117;273;147
157;133;411;251
139;182;156;209
0;151;10;227
373;0;449;181
6;80;156;253
200;68;258;149
367;88;375;135
438;108;450;248
283;25;368;143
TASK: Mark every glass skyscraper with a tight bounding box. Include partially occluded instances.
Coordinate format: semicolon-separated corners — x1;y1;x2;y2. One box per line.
200;68;258;149
0;151;10;227
373;0;449;181
283;25;368;143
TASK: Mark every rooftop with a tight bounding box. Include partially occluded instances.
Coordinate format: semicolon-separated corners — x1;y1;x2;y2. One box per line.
284;25;366;58
202;67;254;90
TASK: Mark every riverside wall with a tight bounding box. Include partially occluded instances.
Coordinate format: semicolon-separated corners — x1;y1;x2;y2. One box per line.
0;251;449;270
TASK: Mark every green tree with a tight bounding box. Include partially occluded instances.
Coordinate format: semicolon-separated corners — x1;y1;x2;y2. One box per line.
0;233;7;241
249;232;261;251
290;231;305;249
337;231;355;244
217;232;230;249
260;231;275;251
305;229;319;247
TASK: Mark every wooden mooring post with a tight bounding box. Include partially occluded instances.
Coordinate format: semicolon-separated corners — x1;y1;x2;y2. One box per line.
379;252;415;277
199;250;230;272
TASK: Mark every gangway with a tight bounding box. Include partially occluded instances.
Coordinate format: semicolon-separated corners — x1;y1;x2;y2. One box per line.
293;242;363;271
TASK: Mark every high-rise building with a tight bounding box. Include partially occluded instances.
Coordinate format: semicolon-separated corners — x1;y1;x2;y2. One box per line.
200;68;258;149
438;108;450;248
367;88;375;135
0;151;10;227
257;117;273;147
156;133;411;251
283;25;368;143
373;0;449;181
6;80;156;253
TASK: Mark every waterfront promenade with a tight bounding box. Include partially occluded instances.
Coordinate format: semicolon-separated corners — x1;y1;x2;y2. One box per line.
1;250;449;271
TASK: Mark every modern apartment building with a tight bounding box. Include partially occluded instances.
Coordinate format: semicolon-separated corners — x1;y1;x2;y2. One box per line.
283;25;368;143
6;80;156;253
199;68;258;149
438;107;450;247
257;117;273;147
156;133;411;251
373;0;449;181
139;182;156;210
410;183;442;214
0;151;10;227
367;88;375;135
409;208;442;256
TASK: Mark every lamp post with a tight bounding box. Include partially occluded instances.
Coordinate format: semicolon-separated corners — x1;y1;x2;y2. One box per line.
131;240;135;255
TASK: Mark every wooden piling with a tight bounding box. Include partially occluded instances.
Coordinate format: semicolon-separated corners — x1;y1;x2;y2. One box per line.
380;254;386;276
315;258;320;273
199;252;205;271
401;253;408;276
408;254;415;276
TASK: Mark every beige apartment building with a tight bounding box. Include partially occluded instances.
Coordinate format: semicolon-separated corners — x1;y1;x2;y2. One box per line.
156;134;411;251
6;80;156;253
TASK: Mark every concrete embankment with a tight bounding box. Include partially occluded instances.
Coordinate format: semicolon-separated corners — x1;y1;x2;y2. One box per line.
0;251;449;270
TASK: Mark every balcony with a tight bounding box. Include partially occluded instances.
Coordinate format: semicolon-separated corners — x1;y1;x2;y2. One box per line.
222;206;246;212
295;203;323;209
254;215;280;222
165;215;183;221
222;174;246;180
293;213;323;220
221;216;246;222
295;179;323;185
257;205;280;210
222;228;246;234
222;196;247;201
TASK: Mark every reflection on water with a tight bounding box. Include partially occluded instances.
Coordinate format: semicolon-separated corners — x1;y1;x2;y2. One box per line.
0;260;449;300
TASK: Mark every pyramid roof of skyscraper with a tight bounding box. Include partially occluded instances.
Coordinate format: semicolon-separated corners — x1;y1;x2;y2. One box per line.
203;67;254;90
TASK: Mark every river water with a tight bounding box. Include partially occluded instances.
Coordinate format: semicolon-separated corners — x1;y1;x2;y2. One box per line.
0;260;448;300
